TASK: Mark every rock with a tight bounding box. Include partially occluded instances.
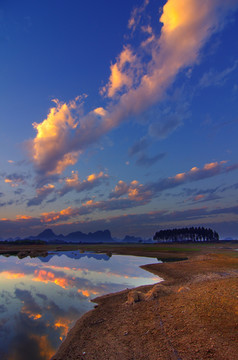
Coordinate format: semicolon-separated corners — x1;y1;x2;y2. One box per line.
126;290;145;305
145;284;172;300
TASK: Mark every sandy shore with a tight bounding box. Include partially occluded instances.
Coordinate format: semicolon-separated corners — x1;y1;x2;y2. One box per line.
52;252;238;360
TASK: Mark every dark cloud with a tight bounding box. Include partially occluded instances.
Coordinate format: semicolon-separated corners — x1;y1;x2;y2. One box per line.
0;304;7;313
220;182;238;192
49;204;238;239
128;137;149;156
14;188;24;195
0;200;14;207
27;184;55;207
15;288;42;314
35;293;48;301
145;161;238;195
136;152;166;167
199;60;238;88
148;113;182;139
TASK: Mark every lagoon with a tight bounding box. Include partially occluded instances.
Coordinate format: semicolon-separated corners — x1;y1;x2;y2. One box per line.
0;251;162;360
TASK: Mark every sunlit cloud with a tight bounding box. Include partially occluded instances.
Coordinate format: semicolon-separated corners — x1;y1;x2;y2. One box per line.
21;306;42;320
0;271;25;279
93;107;107;117
127;0;150;33
28;0;238;176
29;97;83;175
100;46;139;98
110;179;152;202
16;215;33;220
77;289;99;297
59;171;108;196
30;334;55;360
146;161;238;194
33;270;70;289
40;207;80;223
4;173;26;187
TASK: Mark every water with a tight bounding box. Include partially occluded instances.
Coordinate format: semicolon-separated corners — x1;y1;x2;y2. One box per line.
0;251;162;360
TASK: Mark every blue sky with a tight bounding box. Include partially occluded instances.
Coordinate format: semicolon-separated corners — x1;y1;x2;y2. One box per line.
1;0;238;239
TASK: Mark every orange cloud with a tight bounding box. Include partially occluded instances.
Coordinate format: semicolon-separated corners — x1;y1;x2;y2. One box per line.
77;289;99;297
4;178;18;187
101;46;137;98
21;306;42;320
40;207;79;223
33;270;70;289
0;271;25;279
30;334;55;360
30;97;83;175
36;184;55;195
59;171;108;196
93;107;107;117
194;194;205;201
28;1;237;176
111;179;152;202
16;215;33;220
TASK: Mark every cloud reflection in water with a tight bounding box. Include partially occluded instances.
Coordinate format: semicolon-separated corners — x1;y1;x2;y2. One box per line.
0;251;161;360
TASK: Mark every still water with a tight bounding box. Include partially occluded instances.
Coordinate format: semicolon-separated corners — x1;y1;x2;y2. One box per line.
0;251;161;360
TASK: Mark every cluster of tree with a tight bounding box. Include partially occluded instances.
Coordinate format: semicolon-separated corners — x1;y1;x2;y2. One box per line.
153;227;219;242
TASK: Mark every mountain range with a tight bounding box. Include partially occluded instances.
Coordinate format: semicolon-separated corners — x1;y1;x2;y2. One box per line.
26;228;114;243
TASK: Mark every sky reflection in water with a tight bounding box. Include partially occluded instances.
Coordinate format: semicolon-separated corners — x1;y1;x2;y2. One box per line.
0;251;161;360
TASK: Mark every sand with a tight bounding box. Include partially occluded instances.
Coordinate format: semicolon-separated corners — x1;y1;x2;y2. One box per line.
52;253;238;360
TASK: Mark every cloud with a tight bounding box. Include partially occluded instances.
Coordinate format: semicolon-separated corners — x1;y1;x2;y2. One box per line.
100;46;139;98
59;171;108;197
4;173;27;187
1;160;238;238
48;205;238;239
199;60;238;88
146;161;238;194
40;207;80;223
148;111;183;139
28;0;238;176
110;179;152;202
27;184;55;207
128;138;149;156
28;97;83;175
136;152;166;167
0;200;14;207
127;0;150;33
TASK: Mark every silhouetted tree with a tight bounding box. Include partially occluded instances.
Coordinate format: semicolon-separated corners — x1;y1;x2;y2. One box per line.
153;227;219;242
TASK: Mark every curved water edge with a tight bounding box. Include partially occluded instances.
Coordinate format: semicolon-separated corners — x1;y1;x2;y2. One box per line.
0;251;163;360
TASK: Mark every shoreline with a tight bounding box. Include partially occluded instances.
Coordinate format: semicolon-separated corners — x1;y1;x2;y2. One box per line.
52;252;238;360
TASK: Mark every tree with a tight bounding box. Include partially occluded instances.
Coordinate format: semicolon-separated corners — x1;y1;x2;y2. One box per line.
153;227;219;242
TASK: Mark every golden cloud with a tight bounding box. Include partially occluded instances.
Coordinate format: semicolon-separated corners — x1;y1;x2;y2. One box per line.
33;269;70;289
0;271;25;279
28;0;237;176
30;97;83;175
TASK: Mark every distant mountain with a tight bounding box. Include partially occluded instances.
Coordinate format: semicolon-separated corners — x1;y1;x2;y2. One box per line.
122;235;143;243
87;230;112;242
37;229;57;240
1;228;148;244
67;231;89;242
24;228;114;243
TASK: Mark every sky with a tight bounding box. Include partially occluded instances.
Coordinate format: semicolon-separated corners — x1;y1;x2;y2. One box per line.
1;0;238;240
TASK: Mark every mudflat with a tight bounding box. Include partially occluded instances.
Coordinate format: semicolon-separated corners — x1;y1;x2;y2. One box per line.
51;244;238;360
